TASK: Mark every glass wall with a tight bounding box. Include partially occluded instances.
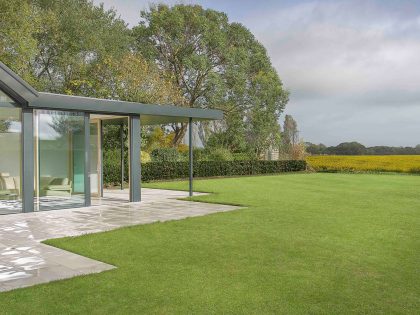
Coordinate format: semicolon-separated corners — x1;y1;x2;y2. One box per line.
35;110;85;211
0;90;22;214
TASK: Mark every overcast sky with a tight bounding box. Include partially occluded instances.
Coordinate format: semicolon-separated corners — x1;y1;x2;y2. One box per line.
95;0;420;146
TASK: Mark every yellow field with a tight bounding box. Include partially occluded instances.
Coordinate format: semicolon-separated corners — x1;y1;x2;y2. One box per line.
306;155;420;173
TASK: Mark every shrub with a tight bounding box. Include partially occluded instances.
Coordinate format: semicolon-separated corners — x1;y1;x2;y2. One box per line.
206;147;233;161
141;160;306;182
103;148;128;185
150;147;180;162
103;149;150;184
290;141;307;160
193;148;207;161
141;151;151;163
232;152;253;161
177;144;189;153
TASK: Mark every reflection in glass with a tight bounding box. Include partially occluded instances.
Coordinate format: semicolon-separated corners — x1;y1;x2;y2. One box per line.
36;110;85;210
0;104;22;214
90;122;100;196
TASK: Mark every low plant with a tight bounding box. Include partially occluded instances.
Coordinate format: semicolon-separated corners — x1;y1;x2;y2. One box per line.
206;147;234;161
307;155;420;174
150;147;180;162
141;160;307;182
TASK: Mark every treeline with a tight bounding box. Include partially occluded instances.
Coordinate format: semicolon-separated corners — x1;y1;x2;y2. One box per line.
306;142;420;155
1;0;289;160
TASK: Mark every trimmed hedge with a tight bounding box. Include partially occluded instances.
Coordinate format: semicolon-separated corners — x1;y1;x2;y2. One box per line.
141;160;306;182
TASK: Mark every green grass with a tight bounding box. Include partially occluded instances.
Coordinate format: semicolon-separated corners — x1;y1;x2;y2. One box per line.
1;173;419;314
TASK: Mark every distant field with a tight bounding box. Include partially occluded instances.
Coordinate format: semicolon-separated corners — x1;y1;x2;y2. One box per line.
307;155;420;173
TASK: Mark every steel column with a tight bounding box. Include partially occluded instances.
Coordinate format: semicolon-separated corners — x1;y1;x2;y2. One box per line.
120;123;124;190
189;117;193;197
22;108;34;212
129;115;141;202
99;120;104;197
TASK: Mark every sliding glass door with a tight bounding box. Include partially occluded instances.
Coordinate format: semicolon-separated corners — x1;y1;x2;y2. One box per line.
0;90;22;214
35;110;86;211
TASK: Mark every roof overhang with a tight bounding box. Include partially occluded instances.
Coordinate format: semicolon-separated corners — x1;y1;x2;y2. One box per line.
31;92;222;124
0;61;223;124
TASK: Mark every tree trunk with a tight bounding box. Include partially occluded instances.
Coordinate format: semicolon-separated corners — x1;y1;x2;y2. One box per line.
172;123;188;146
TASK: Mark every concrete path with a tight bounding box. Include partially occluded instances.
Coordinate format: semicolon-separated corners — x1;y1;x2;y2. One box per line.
0;189;240;292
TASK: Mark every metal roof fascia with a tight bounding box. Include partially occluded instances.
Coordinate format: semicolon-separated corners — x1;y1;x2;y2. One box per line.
31;92;223;120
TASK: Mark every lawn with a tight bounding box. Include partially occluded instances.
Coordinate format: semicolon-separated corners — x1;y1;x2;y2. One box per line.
1;173;419;314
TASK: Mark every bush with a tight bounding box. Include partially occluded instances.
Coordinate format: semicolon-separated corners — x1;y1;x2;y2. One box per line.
150;147;180;162
177;144;189;154
141;160;307;182
193;148;207;161
206;147;233;161
141;151;151;163
179;147;209;162
104;150;152;185
103;148;128;185
232;152;253;161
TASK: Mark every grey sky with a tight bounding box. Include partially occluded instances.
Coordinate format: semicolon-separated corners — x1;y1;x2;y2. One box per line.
95;0;420;146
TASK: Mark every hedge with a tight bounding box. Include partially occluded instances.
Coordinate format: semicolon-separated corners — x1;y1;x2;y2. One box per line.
141;160;307;182
103;160;307;184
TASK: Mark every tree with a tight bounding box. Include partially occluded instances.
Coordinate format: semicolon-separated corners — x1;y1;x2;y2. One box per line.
280;115;306;159
326;142;366;155
133;4;288;149
32;0;131;93
305;142;327;155
206;111;247;152
0;0;40;87
69;52;184;105
1;1;290;159
282;115;299;147
143;126;173;153
133;4;228;144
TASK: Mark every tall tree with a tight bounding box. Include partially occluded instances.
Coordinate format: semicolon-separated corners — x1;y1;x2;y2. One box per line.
0;0;40;87
70;52;184;105
33;0;132;93
283;115;299;147
133;4;288;150
280;114;301;158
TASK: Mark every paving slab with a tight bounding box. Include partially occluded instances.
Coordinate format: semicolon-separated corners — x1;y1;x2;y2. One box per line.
0;188;240;292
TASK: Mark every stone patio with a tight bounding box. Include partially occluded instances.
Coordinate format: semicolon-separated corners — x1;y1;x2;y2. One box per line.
0;188;240;292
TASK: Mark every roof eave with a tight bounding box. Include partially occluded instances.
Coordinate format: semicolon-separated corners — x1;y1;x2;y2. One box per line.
31;92;223;121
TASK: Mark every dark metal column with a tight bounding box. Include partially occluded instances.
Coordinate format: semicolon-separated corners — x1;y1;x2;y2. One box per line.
84;113;91;207
189;117;193;197
99;120;104;197
120;123;124;190
129;115;141;202
22;108;34;212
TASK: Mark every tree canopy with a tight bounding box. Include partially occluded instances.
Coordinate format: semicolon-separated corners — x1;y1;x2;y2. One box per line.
133;4;288;156
1;1;289;159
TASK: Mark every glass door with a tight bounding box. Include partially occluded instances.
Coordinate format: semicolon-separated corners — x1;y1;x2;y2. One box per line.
0;90;22;214
35;110;86;211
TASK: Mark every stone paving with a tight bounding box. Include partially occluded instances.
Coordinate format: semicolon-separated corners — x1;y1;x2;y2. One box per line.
0;189;240;292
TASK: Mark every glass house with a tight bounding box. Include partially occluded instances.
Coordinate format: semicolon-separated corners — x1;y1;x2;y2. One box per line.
0;61;222;215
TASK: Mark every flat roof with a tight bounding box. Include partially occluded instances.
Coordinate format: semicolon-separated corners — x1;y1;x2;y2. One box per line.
0;61;223;124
